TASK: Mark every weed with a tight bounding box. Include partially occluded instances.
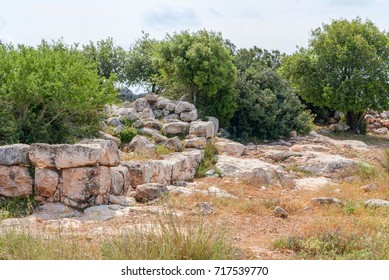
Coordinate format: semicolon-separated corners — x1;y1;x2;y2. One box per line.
273;231;389;259
0;196;37;220
119;127;137;143
196;142;219;177
156;144;175;156
380;148;389;173
355;162;378;181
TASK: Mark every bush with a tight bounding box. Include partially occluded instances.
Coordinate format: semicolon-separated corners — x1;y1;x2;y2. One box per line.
0;41;116;144
119;127;138;143
229;53;313;141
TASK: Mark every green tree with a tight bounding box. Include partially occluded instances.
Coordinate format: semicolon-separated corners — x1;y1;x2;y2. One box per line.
229;47;312;141
153;30;237;125
0;41;116;144
124;32;160;92
82;37;126;82
280;18;389;133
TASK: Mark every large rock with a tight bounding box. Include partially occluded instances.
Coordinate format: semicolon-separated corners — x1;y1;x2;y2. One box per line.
121;161;144;188
162;114;179;122
365;199;389;207
164;137;183;152
175;101;196;114
216;155;280;184
298;151;357;174
143;119;163;130
110;165;132;195
115;107;138;122
134;183;168;202
294;177;332;190
180;110;198;122
215;139;245;156
0;144;30;166
132;97;150;112
184;137;207;149
162;122;189;135
62;166;111;209
79;139;120;167
128;136;157;157
206;116;219;136
29;143;103;169
155;97;171;110
109;195;136;207
106;117;122;127
34;168;59;197
189;121;214;139
31;203;77;219
137;108;155;120
145;93;158;104
137;128;168;143
98;131;121;147
0;166;33;197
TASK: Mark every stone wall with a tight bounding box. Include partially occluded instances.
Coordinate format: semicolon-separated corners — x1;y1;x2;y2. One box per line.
0;140;204;209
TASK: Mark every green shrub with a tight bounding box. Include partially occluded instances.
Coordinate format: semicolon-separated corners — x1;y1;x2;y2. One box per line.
196;142;219;177
119;127;137;143
0;196;38;220
229;48;313;142
0;41;116;144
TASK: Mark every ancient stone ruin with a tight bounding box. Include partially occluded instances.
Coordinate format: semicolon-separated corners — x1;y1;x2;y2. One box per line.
0;94;218;210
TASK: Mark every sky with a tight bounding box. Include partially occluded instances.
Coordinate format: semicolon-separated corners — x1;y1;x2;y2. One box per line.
0;0;389;54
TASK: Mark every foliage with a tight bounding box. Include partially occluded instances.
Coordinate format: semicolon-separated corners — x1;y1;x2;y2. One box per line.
196;141;219;177
119;127;137;143
273;232;389;259
124;32;160;92
82;37;127;82
229;47;313;141
280;18;389;133
0;196;38;219
153;30;238;126
0;216;236;260
0;41;116;144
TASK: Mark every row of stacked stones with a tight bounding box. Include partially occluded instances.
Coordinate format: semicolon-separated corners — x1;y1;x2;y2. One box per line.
365;111;389;135
103;93;218;152
0;95;220;210
0;139;205;209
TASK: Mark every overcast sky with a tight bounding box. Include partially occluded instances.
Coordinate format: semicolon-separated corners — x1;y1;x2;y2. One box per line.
1;0;388;54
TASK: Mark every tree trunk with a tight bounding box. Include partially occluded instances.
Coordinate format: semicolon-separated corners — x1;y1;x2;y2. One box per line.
346;111;365;134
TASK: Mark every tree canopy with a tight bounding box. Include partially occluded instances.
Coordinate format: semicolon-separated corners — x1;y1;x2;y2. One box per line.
0;41;116;144
229;47;312;141
280;18;389;132
153;30;238;125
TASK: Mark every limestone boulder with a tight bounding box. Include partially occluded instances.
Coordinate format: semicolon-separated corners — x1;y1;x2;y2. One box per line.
206;116;219;136
79;139;120;167
132;97;150;112
162;114;179;122
153;109;163;119
184;137;207;149
165;102;176;112
215;139;245;156
365;199;389;207
134;183;168;202
155;97;170;110
164;137;183;152
216;155;280;184
180;110;198;122
0;144;30;166
162;122;189;135
373;127;388;135
144;119;163;130
34;168;59;197
364;114;375;124
137;128;168;143
62;166;111;209
29;143;103;169
98;131;121;147
106;117;122;127
137;108;155;120
116;107;138;122
128;135;157;157
109;195;136;207
189;121;214;139
175;101;195;114
121;161;144;188
0;166;33;197
110;165;132;195
145;93;158;104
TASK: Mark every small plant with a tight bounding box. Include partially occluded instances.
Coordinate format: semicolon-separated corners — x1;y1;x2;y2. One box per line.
380;148;389;174
156;144;175;156
119;127;137;143
355;162;378;180
196;142;219;177
343;201;356;215
0;196;38;219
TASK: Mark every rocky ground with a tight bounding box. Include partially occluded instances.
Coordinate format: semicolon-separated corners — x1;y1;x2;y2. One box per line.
1;126;389;259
